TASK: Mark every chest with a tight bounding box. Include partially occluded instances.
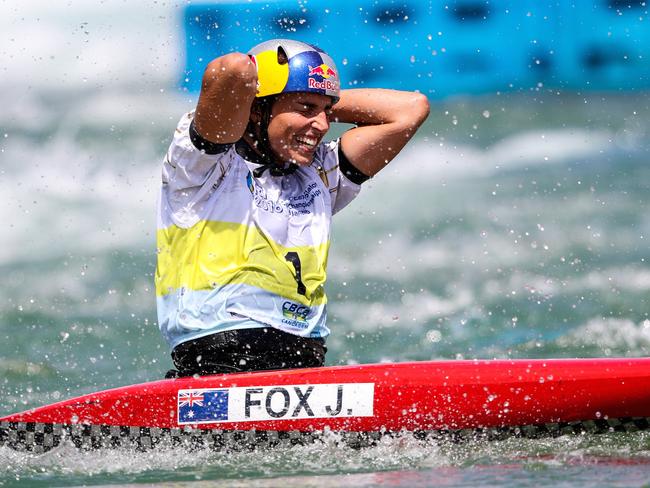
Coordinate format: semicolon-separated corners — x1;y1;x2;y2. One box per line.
213;160;332;247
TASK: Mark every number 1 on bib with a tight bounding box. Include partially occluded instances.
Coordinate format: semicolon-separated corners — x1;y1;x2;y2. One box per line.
284;252;307;296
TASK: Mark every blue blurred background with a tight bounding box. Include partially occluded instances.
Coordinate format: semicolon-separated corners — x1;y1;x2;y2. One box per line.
182;0;650;96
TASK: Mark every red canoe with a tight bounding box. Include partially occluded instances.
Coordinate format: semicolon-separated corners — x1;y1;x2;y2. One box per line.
2;358;650;452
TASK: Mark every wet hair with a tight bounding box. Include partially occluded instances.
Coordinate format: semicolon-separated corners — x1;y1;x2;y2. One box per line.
246;96;277;163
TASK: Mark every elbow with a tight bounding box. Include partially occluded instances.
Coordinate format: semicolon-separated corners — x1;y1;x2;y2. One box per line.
202;53;257;91
393;92;430;133
220;53;257;81
411;92;430;126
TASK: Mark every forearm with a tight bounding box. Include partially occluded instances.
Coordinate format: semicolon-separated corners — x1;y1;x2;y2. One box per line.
333;89;430;177
331;88;429;129
194;53;258;144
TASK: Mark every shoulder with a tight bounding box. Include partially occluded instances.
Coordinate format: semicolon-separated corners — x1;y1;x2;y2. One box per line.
167;111;237;168
313;139;340;170
312;138;369;186
163;111;239;193
185;111;234;155
308;140;363;215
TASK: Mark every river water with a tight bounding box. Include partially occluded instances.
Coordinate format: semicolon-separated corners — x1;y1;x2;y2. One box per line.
1;2;649;487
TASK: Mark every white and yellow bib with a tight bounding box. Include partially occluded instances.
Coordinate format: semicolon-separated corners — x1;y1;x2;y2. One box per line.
156;112;361;348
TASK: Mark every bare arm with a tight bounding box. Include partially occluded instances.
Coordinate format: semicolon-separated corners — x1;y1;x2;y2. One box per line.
332;89;430;177
193;53;258;144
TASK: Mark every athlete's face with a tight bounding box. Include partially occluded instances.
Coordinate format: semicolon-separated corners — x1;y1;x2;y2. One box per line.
267;93;333;166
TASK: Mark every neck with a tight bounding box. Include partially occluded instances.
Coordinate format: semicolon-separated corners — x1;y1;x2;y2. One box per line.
238;134;299;177
242;132;272;161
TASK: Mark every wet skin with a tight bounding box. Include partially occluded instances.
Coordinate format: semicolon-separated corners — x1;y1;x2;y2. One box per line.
265;92;333;166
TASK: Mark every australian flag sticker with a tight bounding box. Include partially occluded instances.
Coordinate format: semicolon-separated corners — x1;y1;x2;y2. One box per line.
177;388;229;424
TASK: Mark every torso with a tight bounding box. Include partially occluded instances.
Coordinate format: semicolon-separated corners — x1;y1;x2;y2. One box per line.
155;113;359;348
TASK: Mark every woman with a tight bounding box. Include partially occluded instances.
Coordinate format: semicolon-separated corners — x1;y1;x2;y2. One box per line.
156;39;429;377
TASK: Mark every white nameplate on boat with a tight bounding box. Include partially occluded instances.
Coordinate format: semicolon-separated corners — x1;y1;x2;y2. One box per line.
177;383;374;425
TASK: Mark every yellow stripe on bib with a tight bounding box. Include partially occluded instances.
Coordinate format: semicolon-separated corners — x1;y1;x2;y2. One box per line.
155;220;329;305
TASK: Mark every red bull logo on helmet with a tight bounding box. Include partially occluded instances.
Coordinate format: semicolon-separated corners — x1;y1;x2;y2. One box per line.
308;64;337;79
308;63;339;91
308;78;339;91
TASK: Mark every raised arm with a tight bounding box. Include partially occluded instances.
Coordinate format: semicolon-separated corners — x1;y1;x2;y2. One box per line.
193;53;258;144
332;89;430;177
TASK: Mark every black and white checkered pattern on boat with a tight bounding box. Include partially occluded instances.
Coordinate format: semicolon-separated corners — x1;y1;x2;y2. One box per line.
2;417;649;453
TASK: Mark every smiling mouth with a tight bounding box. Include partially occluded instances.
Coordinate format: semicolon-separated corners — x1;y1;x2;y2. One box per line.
295;135;318;151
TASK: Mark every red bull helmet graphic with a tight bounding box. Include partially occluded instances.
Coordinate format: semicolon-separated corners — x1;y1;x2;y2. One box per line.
248;39;340;103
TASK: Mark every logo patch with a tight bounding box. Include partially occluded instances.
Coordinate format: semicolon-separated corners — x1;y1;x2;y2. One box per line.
308;64;337;79
307;63;339;92
282;301;309;322
178;389;229;423
308;78;339;91
177;383;374;425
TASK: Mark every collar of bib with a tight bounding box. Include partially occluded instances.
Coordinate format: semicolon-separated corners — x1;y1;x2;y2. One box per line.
235;139;298;178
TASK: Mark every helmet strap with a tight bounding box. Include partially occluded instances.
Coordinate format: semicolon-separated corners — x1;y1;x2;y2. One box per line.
258;97;274;162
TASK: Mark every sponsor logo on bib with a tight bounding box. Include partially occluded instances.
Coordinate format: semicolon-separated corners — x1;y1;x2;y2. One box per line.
245;172;321;217
281;301;310;328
